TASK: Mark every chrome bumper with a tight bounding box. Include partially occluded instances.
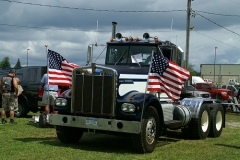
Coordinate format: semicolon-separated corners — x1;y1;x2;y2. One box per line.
49;114;141;134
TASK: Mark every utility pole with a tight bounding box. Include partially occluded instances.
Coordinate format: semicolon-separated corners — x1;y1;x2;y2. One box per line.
184;0;192;92
27;49;30;66
214;47;217;83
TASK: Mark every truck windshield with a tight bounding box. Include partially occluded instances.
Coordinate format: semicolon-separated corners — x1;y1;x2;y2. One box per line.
105;44;183;66
105;45;157;66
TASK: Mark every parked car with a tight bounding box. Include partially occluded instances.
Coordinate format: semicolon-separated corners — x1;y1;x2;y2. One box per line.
187;85;210;98
0;66;47;117
221;84;238;97
194;82;233;102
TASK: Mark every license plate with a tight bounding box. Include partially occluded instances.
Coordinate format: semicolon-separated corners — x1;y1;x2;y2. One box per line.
86;118;97;125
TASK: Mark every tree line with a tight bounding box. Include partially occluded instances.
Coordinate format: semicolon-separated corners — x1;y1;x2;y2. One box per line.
0;56;21;70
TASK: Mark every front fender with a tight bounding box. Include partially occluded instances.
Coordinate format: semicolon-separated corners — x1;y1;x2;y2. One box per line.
116;91;163;121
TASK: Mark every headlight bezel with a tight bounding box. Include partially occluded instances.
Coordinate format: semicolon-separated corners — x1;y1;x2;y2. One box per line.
55;98;67;107
121;103;136;113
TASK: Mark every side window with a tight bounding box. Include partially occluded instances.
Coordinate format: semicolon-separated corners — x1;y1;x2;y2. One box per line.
196;84;202;89
33;70;37;82
203;84;211;90
222;85;226;89
27;69;38;83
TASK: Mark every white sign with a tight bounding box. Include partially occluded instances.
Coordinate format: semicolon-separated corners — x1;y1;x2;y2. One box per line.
131;54;142;63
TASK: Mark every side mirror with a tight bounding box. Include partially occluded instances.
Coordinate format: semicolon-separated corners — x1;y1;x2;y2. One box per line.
86;45;92;65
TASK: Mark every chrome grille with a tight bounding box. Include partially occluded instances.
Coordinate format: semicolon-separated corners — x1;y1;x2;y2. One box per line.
202;94;210;98
71;67;116;117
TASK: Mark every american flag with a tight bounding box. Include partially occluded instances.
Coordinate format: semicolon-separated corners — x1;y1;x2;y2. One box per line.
147;52;190;101
48;49;80;86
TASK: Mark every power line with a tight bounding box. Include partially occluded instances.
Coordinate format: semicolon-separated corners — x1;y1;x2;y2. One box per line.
2;0;240;18
1;0;240;50
1;0;186;13
228;0;240;6
194;11;240;37
0;23;105;32
0;23;171;33
193;30;240;51
195;10;240;18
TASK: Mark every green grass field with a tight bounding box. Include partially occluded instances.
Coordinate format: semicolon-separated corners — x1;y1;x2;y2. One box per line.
0;111;240;160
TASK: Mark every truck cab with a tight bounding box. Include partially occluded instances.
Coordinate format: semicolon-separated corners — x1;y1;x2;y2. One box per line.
49;22;225;153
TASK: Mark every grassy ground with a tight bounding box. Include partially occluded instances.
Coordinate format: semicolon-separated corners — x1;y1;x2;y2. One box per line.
0;111;240;160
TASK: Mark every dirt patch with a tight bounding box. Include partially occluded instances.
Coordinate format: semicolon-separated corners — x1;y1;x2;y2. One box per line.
226;121;240;128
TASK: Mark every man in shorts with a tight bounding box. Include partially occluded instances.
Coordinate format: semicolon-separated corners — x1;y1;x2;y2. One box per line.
0;69;19;124
40;73;58;122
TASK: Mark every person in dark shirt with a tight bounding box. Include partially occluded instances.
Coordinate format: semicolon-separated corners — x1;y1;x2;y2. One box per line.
0;69;19;124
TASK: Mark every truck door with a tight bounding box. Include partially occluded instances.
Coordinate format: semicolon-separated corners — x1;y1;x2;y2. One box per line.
203;84;213;97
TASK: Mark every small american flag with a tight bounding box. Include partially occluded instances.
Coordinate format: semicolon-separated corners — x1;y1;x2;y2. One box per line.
147;52;190;101
48;49;80;86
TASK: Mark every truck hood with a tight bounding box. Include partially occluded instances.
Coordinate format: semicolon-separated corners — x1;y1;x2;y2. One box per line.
214;88;231;92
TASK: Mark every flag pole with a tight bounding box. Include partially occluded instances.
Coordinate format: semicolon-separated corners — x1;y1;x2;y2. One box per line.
141;48;156;121
45;45;50;107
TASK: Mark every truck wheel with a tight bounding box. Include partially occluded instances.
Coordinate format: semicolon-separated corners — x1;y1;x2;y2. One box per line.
56;126;83;143
132;106;159;153
191;104;210;139
209;104;223;137
14;100;28;117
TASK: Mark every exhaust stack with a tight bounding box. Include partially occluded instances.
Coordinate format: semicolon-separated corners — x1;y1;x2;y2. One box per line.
112;22;117;39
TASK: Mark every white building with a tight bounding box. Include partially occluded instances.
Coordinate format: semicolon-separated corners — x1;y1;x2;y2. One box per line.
200;64;240;85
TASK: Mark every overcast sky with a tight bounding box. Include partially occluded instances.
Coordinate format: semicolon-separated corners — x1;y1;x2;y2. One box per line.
0;0;240;72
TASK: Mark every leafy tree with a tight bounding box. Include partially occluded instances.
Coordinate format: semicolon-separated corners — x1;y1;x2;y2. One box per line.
182;60;198;76
0;57;11;70
14;58;22;68
188;63;197;76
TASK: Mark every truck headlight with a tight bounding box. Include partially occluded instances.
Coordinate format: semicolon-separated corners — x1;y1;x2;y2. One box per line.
55;98;67;106
121;103;136;113
195;93;201;98
221;92;227;96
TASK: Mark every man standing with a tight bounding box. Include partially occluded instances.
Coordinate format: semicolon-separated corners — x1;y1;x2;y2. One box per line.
40;73;58;122
0;69;18;124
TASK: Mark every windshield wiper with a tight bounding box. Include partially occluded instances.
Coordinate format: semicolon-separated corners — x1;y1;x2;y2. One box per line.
115;50;127;65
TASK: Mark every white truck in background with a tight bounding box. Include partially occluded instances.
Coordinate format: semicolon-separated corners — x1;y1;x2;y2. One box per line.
191;76;205;85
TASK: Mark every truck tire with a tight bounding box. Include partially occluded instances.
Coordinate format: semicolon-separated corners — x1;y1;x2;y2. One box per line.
14;100;28;118
209;104;223;137
132;106;159;153
56;126;83;143
191;104;210;139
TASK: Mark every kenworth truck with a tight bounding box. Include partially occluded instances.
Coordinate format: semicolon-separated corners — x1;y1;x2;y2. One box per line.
49;22;225;153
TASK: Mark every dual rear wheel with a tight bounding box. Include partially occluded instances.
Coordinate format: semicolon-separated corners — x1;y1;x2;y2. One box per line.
182;104;223;139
